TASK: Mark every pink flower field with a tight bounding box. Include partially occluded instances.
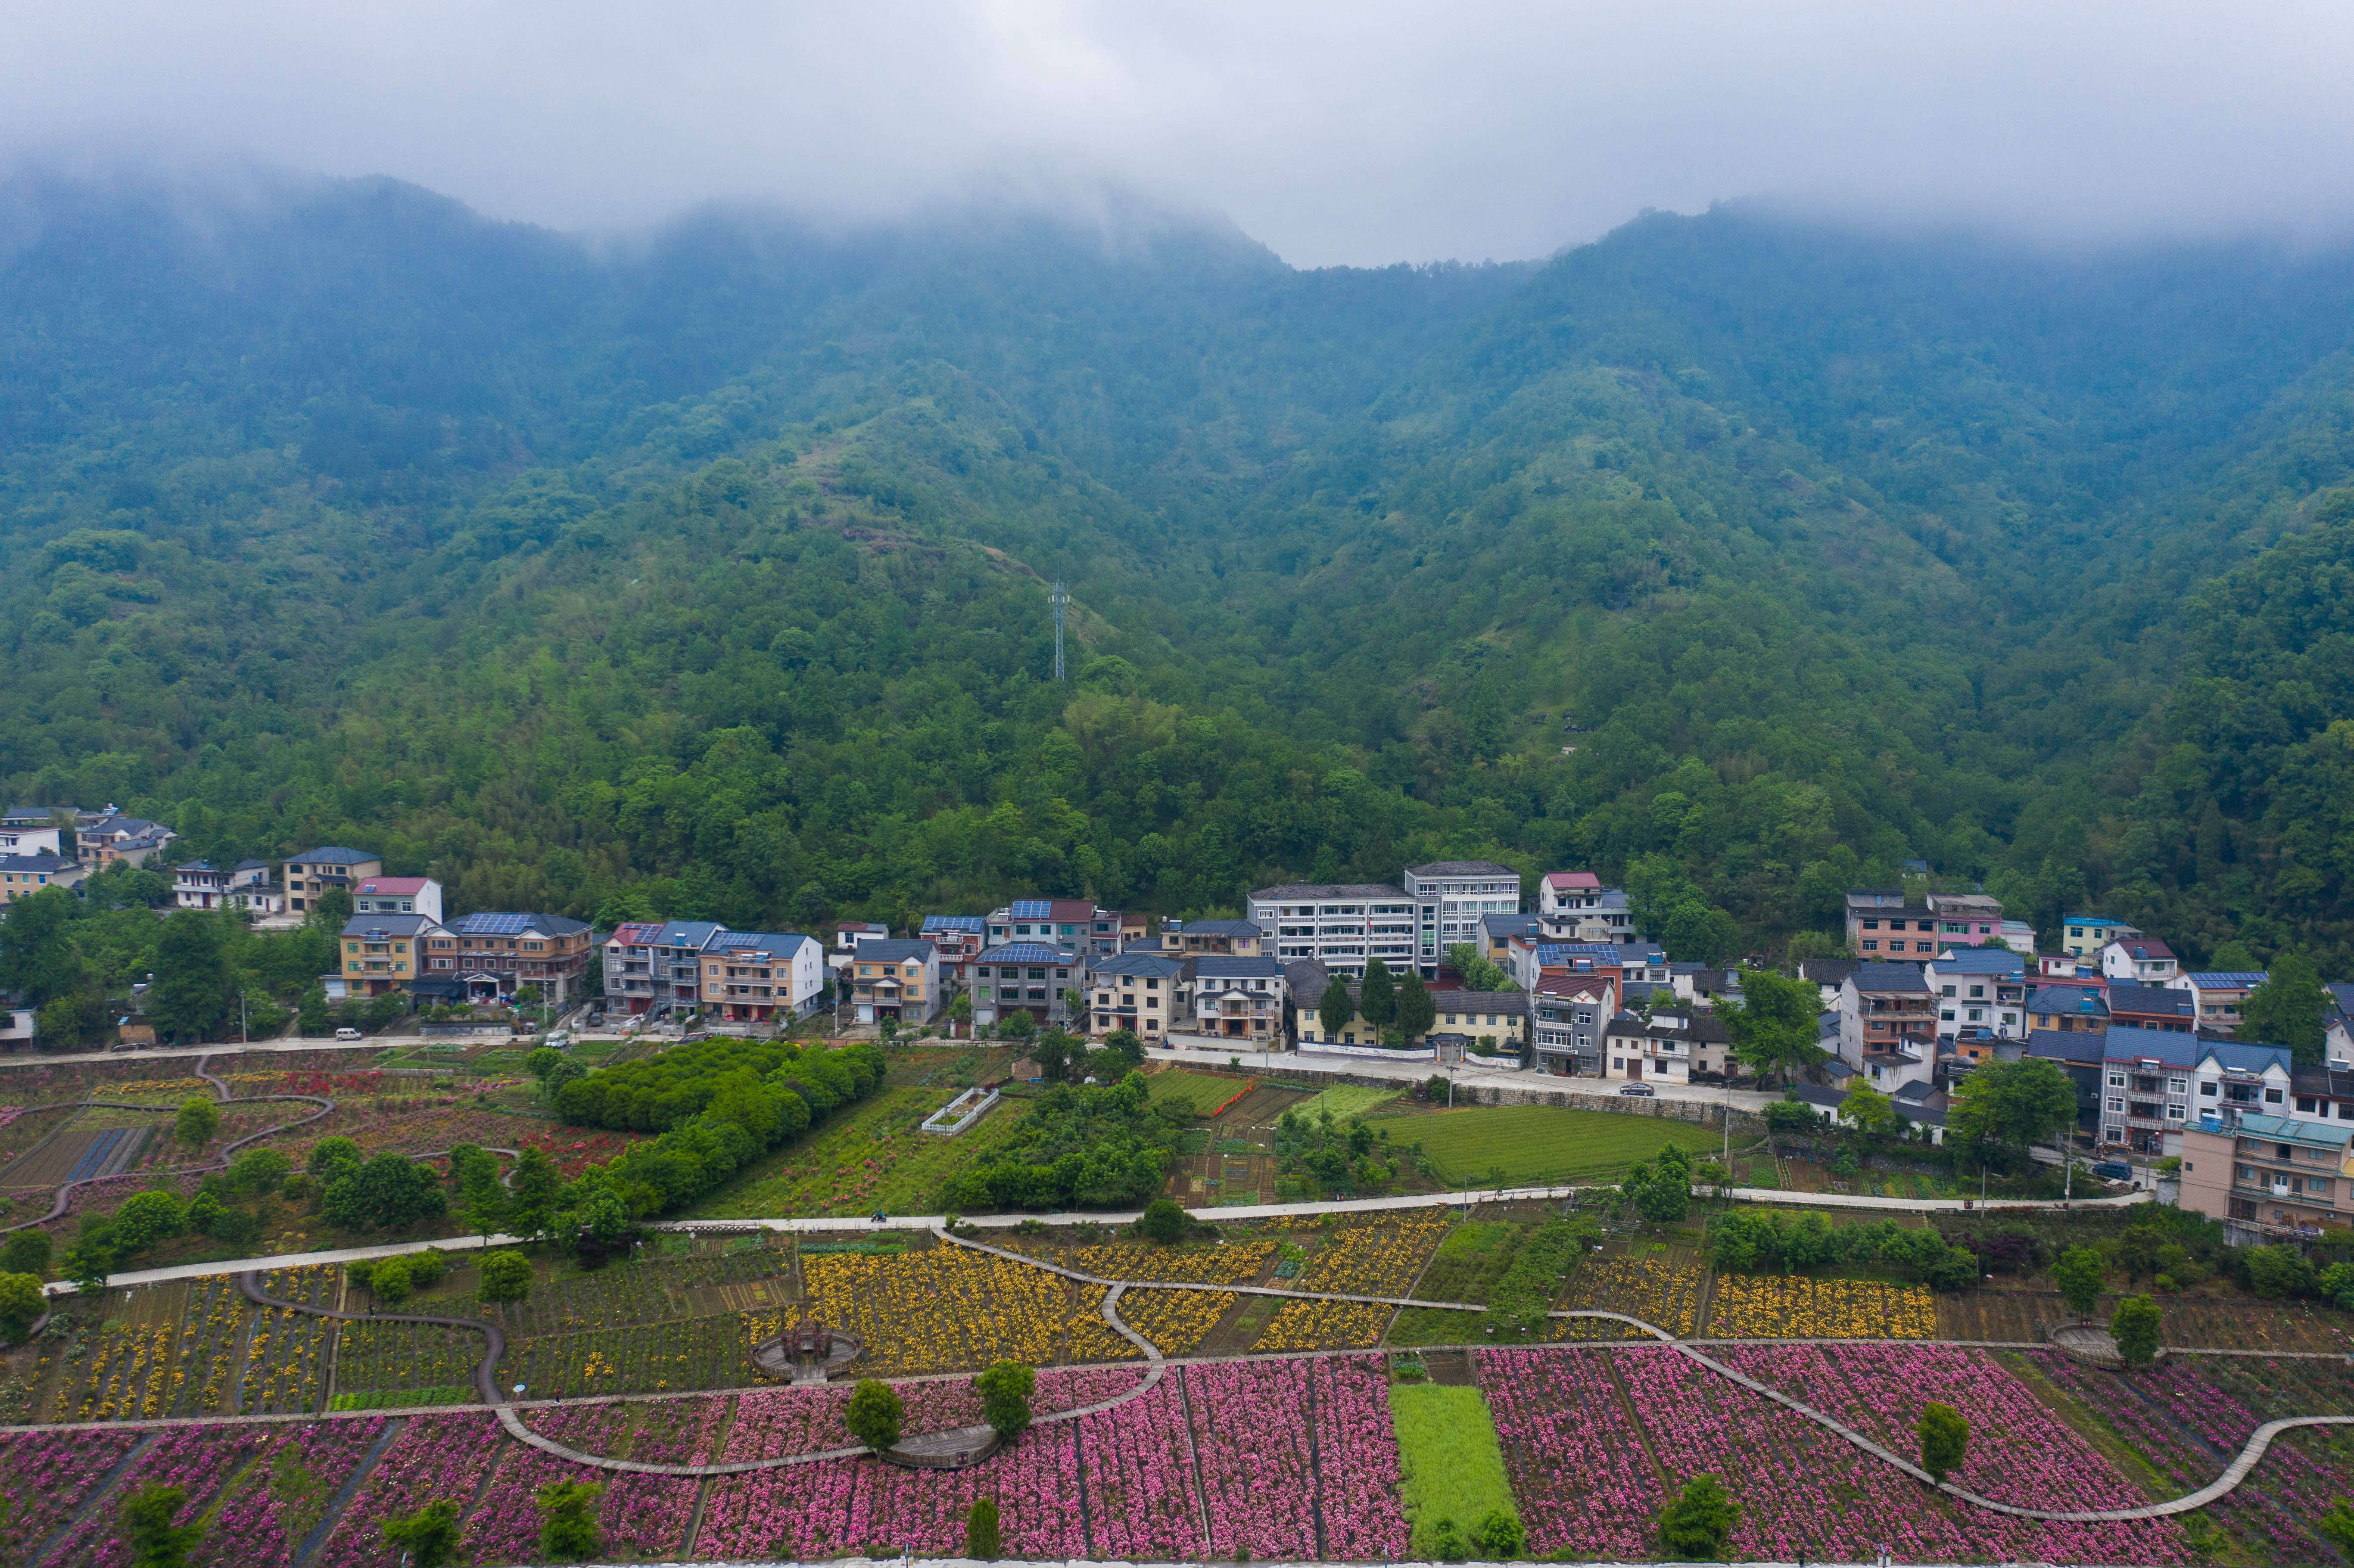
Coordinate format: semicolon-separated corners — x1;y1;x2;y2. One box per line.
2;1344;2338;1564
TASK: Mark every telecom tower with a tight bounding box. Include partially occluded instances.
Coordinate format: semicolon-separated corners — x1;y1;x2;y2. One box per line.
1052;579;1068;681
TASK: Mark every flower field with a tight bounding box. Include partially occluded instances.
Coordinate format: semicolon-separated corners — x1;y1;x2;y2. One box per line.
1258;1215;1448;1352
1478;1347;1666;1560
1704;1273;1937;1338
1119;1288;1238;1354
26;1269;332;1423
190;1417;388;1568
1181;1360;1321;1559
1557;1253;1706;1339
333;1318;482;1398
313;1412;506;1568
1070;1238;1278;1284
45;1423;278;1568
0;1426;143;1563
801;1245;1119;1374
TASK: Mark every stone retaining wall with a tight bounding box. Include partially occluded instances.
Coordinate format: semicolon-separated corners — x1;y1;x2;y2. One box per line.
1259;1061;1766;1133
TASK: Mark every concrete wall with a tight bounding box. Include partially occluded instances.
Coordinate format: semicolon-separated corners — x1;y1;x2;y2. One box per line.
1256;1061;1765;1134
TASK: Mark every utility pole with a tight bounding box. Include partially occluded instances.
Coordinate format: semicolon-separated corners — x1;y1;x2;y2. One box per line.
1051;580;1067;682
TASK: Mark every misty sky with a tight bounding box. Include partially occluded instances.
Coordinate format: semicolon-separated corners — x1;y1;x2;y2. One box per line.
8;0;2354;267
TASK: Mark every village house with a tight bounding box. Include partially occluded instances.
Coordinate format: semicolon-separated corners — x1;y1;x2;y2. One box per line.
1602;1006;1732;1084
2101;935;2179;985
985;899;1127;956
1249;881;1420;977
1087;952;1192;1040
1531;973;1615;1076
2107;983;2196;1033
841;937;937;1027
2061;913;2138;958
971;941;1084;1031
73;811;177;869
173;860;230;910
283;847;382;915
1925;946;2028;1039
1836;964;1938;1093
1430;989;1529;1058
698;930;825;1024
1159;918;1266;958
2027;984;2111;1033
2098;1025;2292;1154
2169;971;2267;1035
1843;889;2005;957
420;912;596;1005
1189;954;1285;1042
918;915;987;983
2179;1114;2354;1240
354;875;444;922
0;854;87;904
341;912;437;996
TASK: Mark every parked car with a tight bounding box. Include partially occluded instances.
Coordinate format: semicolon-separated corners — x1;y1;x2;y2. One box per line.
2091;1160;2134;1182
333;1027;362;1041
1618;1084;1656;1098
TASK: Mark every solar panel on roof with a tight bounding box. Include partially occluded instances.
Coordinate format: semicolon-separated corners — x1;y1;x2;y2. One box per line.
462;912;532;935
1009;900;1053;920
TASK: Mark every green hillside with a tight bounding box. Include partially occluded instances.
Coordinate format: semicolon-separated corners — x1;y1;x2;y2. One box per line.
8;174;2354;966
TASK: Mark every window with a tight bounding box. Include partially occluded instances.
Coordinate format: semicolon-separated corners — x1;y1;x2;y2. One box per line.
1941;984;1956;997
2108;1073;2125;1087
2107;1098;2124;1113
1969;985;1984;999
1862;940;1879;952
1862;918;1880;930
2201;1082;2217;1097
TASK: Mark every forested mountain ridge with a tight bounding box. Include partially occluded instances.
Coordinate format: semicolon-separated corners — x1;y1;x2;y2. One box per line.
7;169;2354;966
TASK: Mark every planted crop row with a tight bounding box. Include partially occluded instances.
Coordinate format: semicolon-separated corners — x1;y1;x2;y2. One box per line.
801;1248;1111;1375
332;1319;480;1395
503;1313;775;1397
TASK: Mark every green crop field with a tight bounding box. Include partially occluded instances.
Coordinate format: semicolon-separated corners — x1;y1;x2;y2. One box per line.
1389;1383;1520;1555
1291;1084;1401;1121
1145;1070;1246;1114
685;1086;1029;1219
1378;1104;1726;1186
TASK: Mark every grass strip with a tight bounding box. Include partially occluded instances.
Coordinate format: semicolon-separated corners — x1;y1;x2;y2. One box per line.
328;1386;473;1411
1389;1382;1520;1557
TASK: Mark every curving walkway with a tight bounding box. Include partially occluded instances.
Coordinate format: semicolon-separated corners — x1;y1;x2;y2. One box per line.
240;1269;508;1406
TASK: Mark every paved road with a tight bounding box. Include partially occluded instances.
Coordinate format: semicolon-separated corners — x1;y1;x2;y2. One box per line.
0;1039;397;1070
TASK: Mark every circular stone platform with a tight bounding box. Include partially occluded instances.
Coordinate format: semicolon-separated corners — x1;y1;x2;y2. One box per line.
751;1320;864;1385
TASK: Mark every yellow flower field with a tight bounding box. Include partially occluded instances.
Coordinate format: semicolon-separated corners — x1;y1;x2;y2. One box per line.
1117;1288;1238;1354
1706;1275;1937;1339
1072;1238;1277;1285
801;1246;1116;1375
1255;1214;1449;1352
1558;1256;1707;1339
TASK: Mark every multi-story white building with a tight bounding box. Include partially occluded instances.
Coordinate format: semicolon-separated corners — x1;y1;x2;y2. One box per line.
1190;955;1286;1042
354;875;445;923
1403;861;1523;969
1248;883;1420;977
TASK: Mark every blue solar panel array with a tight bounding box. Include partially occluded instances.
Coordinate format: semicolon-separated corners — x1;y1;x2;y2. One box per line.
1008;899;1055;920
457;912;532;935
981;943;1072;963
923;914;987;932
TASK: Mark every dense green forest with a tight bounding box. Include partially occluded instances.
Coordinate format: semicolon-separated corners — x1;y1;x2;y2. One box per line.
7;169;2354;968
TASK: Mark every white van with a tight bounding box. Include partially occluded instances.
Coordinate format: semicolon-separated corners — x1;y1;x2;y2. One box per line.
334;1027;363;1041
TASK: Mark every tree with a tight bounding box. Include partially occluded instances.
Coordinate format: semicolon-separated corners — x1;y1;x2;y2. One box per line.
173;1096;219;1150
996;1006;1037;1043
1394;972;1438;1043
1102;1027;1145;1070
2052;1246;2106;1317
1916;1401;1969;1482
0;1270;45;1342
2;1229;52;1278
1139;1197;1188;1244
64;1233;113;1294
1656;1475;1738;1560
976;1360;1036;1438
1358;958;1396;1030
310;886;354;929
846;1377;904;1453
1948;1056;2077;1156
1473;1509;1525;1557
1445;943;1510;992
0;887;84;1006
121;1484;200;1568
1786;930;1852;962
322;1154;448;1232
149;914;232;1042
380;1500;462;1568
965;1496;1001;1559
476;1250;533;1305
308;1136;364;1180
112;1191;186;1255
2321;1499;2354;1559
1033;1033;1070;1083
296;985;331;1037
1722;968;1824;1087
2112;1294;2162;1366
1317;975;1356;1041
1838;1080;1893;1138
228;1148;291;1196
371;1255;412;1305
535;1479;604;1562
2241;952;2330;1065
507;1146;564;1240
